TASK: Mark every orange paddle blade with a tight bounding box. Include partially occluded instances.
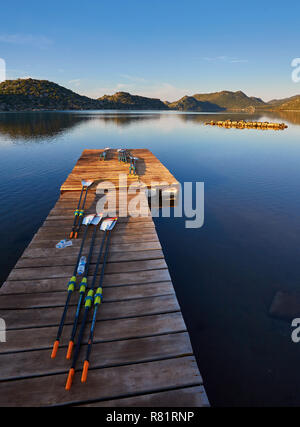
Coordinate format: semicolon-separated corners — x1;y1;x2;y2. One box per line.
81;361;89;383
51;340;59;359
66;341;74;360
65;368;75;391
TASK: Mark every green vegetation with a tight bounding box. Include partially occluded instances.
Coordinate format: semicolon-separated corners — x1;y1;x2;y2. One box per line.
97;91;167;110
0;78;101;111
267;95;300;106
276;96;300;111
1;79;300;112
191;90;265;110
168;96;222;112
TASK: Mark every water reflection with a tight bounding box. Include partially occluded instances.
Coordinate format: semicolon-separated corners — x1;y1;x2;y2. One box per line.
261;110;300;126
0;112;90;140
0;110;300;141
93;113;162;127
0;111;164;140
179;112;263;124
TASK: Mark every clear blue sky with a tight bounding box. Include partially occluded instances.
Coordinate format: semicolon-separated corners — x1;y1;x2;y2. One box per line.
0;0;300;101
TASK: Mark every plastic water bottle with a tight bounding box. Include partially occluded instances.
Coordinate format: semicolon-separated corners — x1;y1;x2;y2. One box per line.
56;239;66;249
55;239;73;249
77;256;86;275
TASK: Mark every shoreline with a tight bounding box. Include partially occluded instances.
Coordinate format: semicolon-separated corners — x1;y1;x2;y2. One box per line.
1;107;299;114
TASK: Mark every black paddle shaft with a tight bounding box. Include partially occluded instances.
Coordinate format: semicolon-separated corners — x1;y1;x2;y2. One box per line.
71;186;85;231
70;230;108;370
73;187;90;237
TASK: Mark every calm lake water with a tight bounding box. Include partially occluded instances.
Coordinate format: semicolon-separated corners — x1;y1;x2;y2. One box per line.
1;110;300;406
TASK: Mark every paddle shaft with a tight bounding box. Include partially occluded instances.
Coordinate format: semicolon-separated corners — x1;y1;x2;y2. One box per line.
81;231;112;382
65;230;108;383
51;222;90;358
66;224;101;358
73;187;90;238
70;186;85;236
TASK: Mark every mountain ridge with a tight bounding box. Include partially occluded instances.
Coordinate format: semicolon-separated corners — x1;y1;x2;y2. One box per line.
191;90;265;110
0;78;102;111
97;91;166;110
167;95;224;112
1;78;300;112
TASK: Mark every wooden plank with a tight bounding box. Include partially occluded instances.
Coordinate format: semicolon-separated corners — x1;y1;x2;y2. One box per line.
2;295;180;329
2;270;171;294
44;216;153;224
0;282;175;309
29;232;159;246
79;386;209;407
5;242;163;262
34;221;157;234
0;333;192;381
0;357;201;407
39;221;156;230
47;213;153;222
7;259;168;281
15;249;164;268
33;229;157;241
0;312;187;353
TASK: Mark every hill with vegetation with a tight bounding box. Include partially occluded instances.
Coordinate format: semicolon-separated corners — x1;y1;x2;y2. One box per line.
275;96;300;111
169;91;300;112
267;95;300;106
98;91;167;110
167;95;223;112
0;79;102;111
191;90;265;111
1;78;300;112
253;95;300;112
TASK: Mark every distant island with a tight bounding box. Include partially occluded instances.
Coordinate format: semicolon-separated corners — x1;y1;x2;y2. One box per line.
0;78;300;112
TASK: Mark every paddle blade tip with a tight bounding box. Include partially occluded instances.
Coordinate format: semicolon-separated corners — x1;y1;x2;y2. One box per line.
65;368;75;391
81;361;89;383
66;341;74;360
51;340;59;359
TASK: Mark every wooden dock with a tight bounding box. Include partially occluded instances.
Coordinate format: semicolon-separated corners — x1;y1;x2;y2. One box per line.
0;149;209;407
